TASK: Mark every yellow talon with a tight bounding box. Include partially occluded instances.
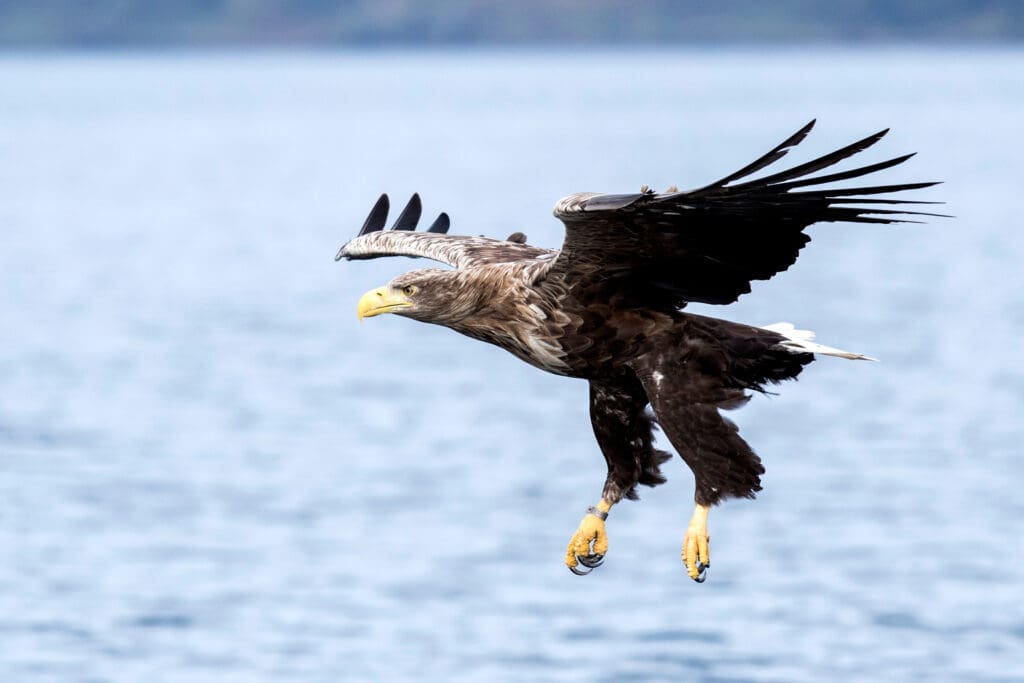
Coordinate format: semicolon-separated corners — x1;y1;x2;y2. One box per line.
682;503;711;582
565;499;612;575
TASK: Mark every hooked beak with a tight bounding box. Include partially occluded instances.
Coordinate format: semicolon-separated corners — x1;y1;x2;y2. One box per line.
357;286;413;321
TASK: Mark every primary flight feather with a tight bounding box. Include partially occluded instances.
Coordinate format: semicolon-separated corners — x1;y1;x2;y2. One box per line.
336;120;941;580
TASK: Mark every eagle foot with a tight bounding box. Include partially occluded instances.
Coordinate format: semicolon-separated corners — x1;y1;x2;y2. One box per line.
565;506;610;576
682;504;711;583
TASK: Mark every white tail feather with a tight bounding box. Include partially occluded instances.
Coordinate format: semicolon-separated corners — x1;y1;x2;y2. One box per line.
761;322;876;361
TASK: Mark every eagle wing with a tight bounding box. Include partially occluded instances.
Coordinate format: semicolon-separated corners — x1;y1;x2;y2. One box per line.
336;193;553;269
550;120;943;308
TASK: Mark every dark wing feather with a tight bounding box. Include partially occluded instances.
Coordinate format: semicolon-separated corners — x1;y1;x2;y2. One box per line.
551;121;943;308
426;212;451;233
391;194;422;230
693;118;815;189
357;194;389;236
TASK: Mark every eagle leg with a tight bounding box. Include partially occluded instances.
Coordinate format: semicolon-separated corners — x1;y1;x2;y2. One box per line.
682;503;711;582
564;499;613;575
567;377;671;575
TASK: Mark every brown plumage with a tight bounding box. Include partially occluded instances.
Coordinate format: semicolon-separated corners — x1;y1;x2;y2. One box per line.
337;121;941;579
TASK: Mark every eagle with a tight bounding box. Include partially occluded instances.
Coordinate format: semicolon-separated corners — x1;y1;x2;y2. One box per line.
335;121;940;581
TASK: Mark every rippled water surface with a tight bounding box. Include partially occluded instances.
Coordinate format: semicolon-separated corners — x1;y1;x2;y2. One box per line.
2;49;1023;682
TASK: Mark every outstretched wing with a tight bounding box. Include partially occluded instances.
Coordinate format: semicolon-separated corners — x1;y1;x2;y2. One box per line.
336;193;553;269
550;120;944;308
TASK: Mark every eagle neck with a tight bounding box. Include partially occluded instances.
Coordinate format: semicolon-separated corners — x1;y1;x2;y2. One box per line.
444;262;572;374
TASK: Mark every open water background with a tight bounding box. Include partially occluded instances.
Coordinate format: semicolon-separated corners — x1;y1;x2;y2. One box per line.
1;49;1022;682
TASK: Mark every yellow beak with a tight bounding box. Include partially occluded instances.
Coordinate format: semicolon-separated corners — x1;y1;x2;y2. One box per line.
357;286;413;321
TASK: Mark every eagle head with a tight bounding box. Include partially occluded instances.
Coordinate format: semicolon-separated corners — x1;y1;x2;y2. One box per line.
356;268;482;326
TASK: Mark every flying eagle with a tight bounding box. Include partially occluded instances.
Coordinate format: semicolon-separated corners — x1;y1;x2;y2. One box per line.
335;121;940;581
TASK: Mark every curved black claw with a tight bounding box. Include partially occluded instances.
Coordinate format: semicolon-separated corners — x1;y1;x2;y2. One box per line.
692;562;709;583
568;563;593;576
577;553;605;569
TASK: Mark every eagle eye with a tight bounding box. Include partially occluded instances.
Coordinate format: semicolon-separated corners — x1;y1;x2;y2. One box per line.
402;285;418;296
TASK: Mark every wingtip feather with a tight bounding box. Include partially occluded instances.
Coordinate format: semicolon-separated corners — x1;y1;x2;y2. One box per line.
391;193;423;231
427;212;451;234
358;193;390;236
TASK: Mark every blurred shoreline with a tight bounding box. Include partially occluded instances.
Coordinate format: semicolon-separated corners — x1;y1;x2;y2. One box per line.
2;43;1023;59
0;0;1021;48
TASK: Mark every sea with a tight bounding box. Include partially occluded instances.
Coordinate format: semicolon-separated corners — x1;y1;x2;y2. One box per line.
1;48;1022;682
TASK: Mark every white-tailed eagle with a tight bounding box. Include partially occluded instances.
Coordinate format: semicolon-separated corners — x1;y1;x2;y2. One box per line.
335;121;940;581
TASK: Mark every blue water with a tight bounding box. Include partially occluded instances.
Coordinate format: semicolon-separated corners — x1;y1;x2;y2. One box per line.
2;49;1023;682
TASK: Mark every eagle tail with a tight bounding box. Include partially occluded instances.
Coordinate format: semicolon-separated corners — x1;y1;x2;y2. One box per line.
761;322;876;361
